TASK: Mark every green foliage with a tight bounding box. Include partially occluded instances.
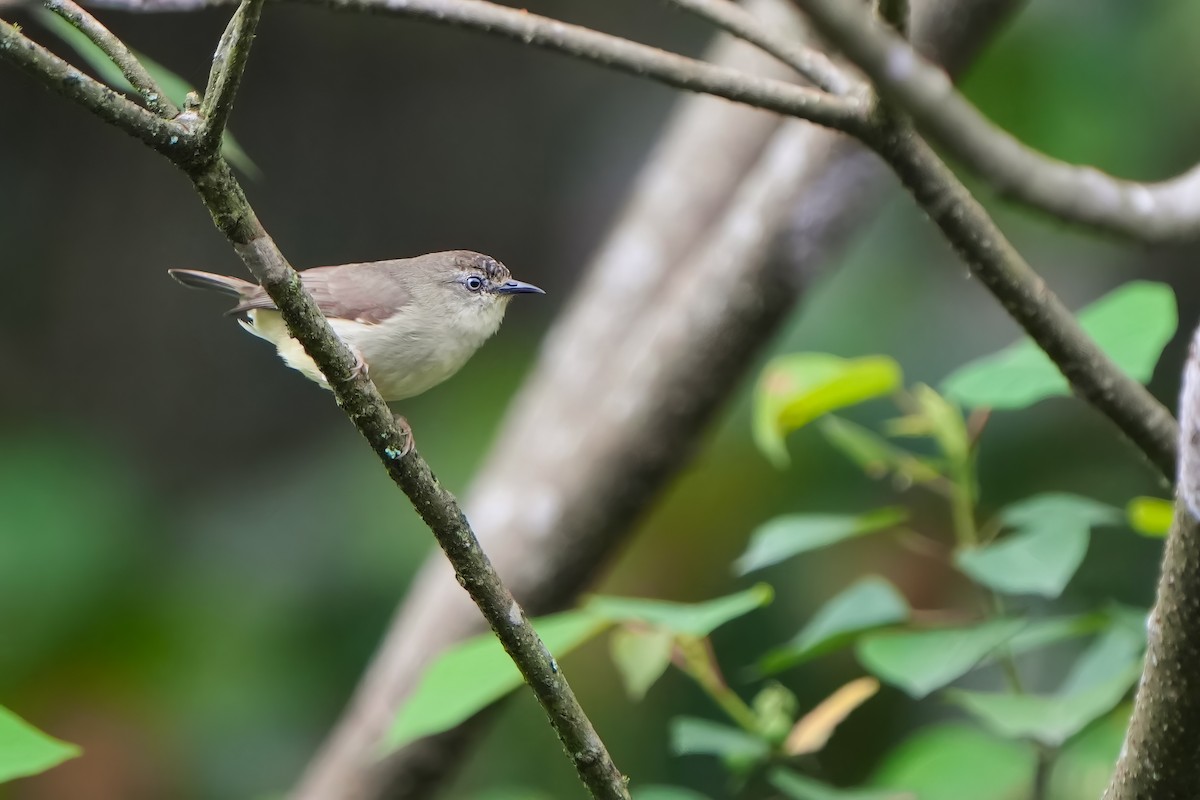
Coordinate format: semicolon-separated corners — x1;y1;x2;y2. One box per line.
870;724;1037;800
735;510;907;575
669;716;769;768
1046;707;1130;800
942;282;1176;409
818;415;946;485
955;494;1119;598
383;610;607;752
588;584;773;636
754;354;902;466
948;624;1143;747
769;768;905;800
0;706;79;783
759;578;909;673
856;619;1026;698
610;626;675;701
1126;496;1173;537
386;586;772;752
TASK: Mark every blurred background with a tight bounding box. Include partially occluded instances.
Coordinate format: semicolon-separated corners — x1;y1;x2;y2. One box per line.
2;0;1200;797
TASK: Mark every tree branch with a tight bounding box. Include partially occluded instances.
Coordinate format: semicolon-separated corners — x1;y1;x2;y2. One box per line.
2;7;630;799
82;0;866;129
791;0;1200;243
196;0;260;154
662;0;855;94
0;17;187;154
291;3;1030;798
43;0;178;116
1104;330;1200;798
864;121;1179;477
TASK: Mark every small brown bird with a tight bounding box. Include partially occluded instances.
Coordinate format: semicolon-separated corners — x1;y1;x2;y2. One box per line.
169;250;544;401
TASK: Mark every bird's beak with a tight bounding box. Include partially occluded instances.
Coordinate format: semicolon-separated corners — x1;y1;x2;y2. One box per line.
496;279;545;296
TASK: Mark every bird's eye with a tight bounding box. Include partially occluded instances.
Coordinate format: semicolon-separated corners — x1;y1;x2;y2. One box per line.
465;276;484;291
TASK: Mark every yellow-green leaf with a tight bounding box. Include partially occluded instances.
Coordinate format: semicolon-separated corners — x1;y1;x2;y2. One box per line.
1126;496;1172;538
754;354;902;466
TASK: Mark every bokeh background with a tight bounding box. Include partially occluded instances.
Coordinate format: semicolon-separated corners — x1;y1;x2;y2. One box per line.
3;0;1200;797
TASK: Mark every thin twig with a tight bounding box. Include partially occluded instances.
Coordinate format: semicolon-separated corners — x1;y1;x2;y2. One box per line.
0;18;188;154
79;0;866;129
662;0;855;94
791;0;1200;243
196;0;261;155
43;0;178;116
865;121;1178;478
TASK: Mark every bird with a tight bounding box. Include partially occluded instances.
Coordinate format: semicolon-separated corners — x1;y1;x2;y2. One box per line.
169;250;544;403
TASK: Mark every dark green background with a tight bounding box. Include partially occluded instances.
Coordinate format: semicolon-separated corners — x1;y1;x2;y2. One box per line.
1;1;1198;797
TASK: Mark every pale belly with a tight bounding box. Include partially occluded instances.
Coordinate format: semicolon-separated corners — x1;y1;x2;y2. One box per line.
242;309;492;402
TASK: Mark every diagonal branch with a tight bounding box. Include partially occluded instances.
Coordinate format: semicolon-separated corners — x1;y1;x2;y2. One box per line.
2;8;630;799
43;0;178;116
791;0;1200;243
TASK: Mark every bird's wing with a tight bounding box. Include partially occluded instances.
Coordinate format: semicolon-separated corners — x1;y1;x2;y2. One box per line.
229;262;412;324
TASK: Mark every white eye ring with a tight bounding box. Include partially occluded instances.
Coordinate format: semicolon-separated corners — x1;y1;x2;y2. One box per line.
465;276;484;291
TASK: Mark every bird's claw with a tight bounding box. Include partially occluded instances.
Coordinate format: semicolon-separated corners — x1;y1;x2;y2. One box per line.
350;346;369;381
387;414;415;460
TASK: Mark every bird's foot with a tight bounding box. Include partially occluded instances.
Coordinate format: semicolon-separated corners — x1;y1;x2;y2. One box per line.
385;414;415;460
349;345;369;381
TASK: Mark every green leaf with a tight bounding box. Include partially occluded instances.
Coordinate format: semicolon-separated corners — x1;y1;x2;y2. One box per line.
760;578;909;673
948;670;1137;747
754;354;902;466
0;706;80;783
1046;706;1130;800
609;626;675;701
898;384;970;464
769;768;907;800
957;494;1119;598
735;509;907;575
870;723;1037;800
669;716;769;761
818;416;946;486
35;8;260;178
383;611;608;753
588;585;773;637
1002;613;1110;656
942;281;1177;410
1126;496;1173;537
857;619;1025;698
949;625;1144;747
633;788;712;800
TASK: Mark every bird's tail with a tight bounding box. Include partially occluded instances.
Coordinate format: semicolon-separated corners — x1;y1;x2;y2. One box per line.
168;269;256;298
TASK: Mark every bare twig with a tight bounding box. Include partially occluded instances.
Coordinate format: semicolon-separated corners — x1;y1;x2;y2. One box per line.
791;0;1200;243
1104;327;1200;798
43;0;178;116
81;0;866;128
662;0;855;93
2;7;631;799
196;0;260;154
0;18;187;153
